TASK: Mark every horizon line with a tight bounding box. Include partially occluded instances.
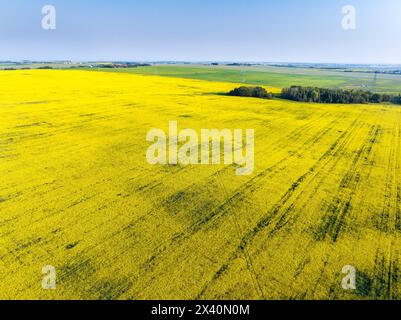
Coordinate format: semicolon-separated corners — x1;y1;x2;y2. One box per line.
3;60;401;66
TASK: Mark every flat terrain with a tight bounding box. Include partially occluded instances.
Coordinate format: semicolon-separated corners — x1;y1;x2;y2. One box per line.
96;64;401;93
1;70;401;299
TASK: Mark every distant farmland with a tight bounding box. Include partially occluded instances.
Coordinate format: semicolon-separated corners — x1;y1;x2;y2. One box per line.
1;70;401;299
95;64;401;94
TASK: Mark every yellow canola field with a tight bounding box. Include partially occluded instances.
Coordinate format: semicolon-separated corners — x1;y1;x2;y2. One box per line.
1;70;401;300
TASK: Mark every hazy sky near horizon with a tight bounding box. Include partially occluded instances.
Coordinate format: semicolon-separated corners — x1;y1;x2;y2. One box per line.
1;0;401;63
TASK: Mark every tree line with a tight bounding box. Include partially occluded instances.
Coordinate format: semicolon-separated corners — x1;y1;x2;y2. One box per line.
227;85;401;105
281;86;401;105
228;86;273;99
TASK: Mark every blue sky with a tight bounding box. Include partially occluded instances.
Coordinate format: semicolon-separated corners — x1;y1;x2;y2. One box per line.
1;0;401;63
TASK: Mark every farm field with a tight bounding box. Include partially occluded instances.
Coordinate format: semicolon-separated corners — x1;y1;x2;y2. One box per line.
1;70;401;299
95;64;401;94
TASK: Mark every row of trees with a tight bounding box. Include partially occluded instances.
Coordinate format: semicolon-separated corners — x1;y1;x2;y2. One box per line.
281;86;401;105
228;86;273;99
392;95;401;104
228;85;401;105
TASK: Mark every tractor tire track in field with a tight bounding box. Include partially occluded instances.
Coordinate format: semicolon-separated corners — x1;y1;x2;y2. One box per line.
93;111;343;254
262;121;367;241
358;245;401;300
359;120;401;300
396;122;401;232
0;105;358;299
187;113;350;233
131;110;334;202
196;117;364;298
253;118;367;254
3;106;355;299
136;113;351;269
137;110;335;203
214;171;266;299
376;124;397;234
95;112;353;299
278;123;384;297
316;125;382;242
376;119;401;234
10;109;328;246
252;119;372;296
